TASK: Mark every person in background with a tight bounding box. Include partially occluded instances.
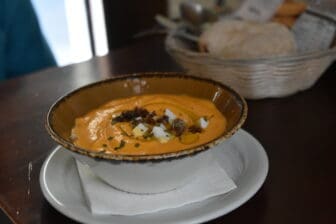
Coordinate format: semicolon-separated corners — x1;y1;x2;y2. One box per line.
0;0;56;80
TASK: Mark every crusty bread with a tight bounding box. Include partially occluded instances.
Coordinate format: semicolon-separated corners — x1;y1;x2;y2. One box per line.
271;0;306;27
199;20;297;59
272;16;297;28
275;1;307;17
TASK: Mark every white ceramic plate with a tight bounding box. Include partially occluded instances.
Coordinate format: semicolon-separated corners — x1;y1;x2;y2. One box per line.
40;129;268;224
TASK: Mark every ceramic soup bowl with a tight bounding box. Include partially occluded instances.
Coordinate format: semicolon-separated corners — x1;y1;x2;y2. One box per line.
46;72;247;194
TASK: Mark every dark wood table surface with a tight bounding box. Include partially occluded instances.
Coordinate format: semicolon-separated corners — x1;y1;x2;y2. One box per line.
0;35;335;224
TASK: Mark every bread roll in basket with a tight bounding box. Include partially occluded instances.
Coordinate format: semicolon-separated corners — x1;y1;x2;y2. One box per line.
165;21;336;99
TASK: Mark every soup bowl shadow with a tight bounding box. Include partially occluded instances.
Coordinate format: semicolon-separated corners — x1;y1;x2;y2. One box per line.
46;72;247;194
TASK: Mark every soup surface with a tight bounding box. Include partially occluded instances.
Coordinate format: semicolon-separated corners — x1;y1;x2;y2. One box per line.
71;94;227;155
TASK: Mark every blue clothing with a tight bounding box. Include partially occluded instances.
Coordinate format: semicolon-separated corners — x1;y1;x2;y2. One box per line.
0;0;56;80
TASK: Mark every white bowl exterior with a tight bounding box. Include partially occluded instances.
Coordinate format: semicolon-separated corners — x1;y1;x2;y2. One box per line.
71;150;214;194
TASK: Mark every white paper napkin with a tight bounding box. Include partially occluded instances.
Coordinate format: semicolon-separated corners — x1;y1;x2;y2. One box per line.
75;159;236;216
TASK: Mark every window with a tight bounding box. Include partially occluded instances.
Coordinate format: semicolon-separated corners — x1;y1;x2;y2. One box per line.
32;0;108;66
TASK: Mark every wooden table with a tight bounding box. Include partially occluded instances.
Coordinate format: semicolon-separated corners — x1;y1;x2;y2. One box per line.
0;35;335;224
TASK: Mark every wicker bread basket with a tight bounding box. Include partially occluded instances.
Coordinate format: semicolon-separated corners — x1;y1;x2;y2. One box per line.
166;32;336;99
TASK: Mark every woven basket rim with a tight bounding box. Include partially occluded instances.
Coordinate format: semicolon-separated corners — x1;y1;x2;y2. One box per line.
165;32;336;65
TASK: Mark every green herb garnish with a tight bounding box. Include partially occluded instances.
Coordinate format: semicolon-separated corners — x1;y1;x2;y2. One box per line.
114;140;126;150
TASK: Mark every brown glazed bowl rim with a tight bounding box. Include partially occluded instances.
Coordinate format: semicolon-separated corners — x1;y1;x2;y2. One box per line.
46;72;248;161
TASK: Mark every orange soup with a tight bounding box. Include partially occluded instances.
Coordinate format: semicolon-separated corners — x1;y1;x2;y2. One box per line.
71;94;227;155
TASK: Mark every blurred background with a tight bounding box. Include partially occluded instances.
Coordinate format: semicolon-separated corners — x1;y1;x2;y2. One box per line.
31;0;108;66
25;0;223;66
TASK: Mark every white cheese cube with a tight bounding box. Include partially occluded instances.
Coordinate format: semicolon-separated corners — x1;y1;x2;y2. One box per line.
164;108;176;123
159;123;167;130
198;117;209;129
132;123;148;137
152;126;171;143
